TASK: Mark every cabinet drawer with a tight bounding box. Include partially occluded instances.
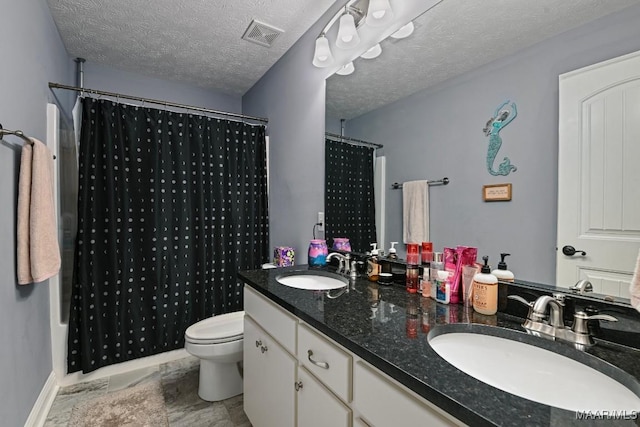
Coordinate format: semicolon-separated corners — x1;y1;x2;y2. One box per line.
297;322;352;402
353;361;462;427
244;286;297;354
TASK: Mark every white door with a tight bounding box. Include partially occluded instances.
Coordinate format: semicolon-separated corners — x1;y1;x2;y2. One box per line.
557;50;640;298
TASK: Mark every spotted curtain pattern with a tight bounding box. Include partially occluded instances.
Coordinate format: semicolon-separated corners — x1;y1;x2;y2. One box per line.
68;98;269;373
325;139;376;253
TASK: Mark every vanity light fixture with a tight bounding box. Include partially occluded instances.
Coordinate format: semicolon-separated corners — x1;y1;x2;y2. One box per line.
336;62;355;75
366;0;394;27
336;10;360;49
390;21;414;39
312;0;412;72
312;34;335;67
360;43;382;59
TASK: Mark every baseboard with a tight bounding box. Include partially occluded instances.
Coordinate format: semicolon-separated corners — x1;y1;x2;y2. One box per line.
24;372;59;427
58;348;189;387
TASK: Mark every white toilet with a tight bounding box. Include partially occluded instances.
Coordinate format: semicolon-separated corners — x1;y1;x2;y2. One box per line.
184;310;245;402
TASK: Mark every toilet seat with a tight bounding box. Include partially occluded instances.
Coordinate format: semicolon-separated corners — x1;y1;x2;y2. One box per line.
185;310;244;345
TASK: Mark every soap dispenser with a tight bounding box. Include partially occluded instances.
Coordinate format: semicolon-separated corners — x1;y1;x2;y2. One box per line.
367;243;381;282
472;256;498;315
387;242;398;260
492;253;514;282
492;253;514;312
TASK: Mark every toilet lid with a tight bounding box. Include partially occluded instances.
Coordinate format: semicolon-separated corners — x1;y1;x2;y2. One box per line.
185;311;244;344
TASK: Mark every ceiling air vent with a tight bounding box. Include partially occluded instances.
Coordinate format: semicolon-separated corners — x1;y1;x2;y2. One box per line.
241;19;284;48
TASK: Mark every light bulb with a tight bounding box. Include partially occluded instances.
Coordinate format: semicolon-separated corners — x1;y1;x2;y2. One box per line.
312;35;334;68
390;22;415;39
366;0;394;27
336;13;360;49
360;43;382;59
336;62;355;76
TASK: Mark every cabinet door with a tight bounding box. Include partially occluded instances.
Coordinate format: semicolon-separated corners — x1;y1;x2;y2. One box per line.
244;316;296;427
353;361;461;427
297;366;351;427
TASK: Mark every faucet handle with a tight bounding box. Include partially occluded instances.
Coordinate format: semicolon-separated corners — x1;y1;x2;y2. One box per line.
571;311;618;334
507;295;534;307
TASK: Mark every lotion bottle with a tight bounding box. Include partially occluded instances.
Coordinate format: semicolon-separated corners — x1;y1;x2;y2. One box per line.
492;253;514;281
367;243;380;282
430;252;444;300
472;256;498;315
387;242;398;260
435;270;451;304
492;253;514;312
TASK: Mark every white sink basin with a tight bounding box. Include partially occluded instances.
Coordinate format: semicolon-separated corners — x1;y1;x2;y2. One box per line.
276;272;347;290
429;330;640;412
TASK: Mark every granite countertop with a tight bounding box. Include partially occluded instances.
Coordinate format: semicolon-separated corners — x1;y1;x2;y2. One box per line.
238;265;640;427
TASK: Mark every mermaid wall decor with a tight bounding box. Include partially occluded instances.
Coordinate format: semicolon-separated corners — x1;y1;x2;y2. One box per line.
482;100;517;176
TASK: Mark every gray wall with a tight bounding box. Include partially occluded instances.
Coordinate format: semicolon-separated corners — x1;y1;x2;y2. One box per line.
243;2;346;263
344;4;640;285
0;7;243;425
0;0;72;425
82;62;242;114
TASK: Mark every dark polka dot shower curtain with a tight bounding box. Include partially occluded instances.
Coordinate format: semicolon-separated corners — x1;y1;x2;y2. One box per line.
67;98;269;373
325;139;376;253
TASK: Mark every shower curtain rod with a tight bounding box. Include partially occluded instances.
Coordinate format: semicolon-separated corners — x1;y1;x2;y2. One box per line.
325;132;383;149
48;82;269;124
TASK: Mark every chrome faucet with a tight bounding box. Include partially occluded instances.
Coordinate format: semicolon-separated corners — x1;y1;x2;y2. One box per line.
570;279;593;294
326;252;351;275
532;294;566;329
508;293;618;348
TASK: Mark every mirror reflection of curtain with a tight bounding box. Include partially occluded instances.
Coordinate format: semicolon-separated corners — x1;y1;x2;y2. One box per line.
325;139;376;253
67;98;269;373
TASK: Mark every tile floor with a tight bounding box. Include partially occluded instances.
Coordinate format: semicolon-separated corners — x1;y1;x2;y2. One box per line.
44;356;252;427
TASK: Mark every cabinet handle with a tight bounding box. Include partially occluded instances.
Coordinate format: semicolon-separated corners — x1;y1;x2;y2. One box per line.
294;381;303;391
261;345;268;353
307;349;330;369
255;339;262;348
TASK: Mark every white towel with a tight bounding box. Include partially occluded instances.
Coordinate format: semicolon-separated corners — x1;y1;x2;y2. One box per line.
630;249;640;312
402;180;429;244
17;138;61;284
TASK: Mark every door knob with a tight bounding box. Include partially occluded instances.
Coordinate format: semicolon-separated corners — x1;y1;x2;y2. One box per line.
562;245;586;256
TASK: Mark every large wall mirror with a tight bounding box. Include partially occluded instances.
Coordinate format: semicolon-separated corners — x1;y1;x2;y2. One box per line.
324;0;640;303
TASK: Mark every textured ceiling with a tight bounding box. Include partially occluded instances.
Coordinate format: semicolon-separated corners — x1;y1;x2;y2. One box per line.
47;0;335;96
326;0;640;120
47;0;640;115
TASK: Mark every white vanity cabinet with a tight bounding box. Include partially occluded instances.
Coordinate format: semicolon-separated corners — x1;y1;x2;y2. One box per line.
243;285;463;427
244;286;352;427
297;366;351;427
353;360;461;427
243;316;296;427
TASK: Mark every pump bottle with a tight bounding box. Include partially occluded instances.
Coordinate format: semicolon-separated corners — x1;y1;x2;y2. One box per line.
492;253;514;281
367;243;381;282
492;253;514;311
472;256;498;315
387;242;398;260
